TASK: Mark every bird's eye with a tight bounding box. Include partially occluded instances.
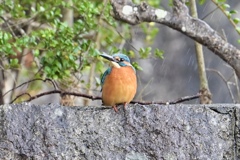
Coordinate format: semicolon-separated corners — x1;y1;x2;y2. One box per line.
120;58;124;62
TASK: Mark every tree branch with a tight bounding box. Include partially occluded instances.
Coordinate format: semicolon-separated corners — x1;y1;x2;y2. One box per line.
131;93;201;105
11;89;200;105
110;0;240;79
189;0;211;104
25;90;102;103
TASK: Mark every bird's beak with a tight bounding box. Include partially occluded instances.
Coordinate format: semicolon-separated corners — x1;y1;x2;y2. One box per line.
100;53;120;68
100;53;116;62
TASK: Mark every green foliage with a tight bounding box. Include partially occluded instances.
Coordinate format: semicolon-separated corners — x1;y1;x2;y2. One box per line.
9;58;19;68
237;39;240;44
233;18;240;25
237;27;240;36
222;3;230;10
199;0;240;40
0;32;15;56
216;0;226;2
154;49;164;59
219;2;240;35
148;0;161;8
0;0;163;94
198;0;206;5
141;23;159;45
132;62;143;71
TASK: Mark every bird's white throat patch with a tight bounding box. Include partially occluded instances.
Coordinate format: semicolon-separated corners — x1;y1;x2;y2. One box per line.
111;61;121;68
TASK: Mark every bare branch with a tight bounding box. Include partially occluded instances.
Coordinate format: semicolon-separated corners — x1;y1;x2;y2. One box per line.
131;93;201;105
0;14;53;32
206;68;236;103
110;0;240;79
11;89;200;105
10;90;102;103
27;90;102;103
11;93;32;103
190;0;211;104
0;16;17;37
3;78;57;97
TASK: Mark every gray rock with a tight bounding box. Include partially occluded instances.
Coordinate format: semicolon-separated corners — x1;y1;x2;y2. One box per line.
0;103;239;160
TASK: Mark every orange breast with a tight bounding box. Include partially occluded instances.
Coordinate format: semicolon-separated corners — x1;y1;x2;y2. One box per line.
102;66;137;106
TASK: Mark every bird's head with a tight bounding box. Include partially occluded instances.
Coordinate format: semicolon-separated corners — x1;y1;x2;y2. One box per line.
100;53;132;68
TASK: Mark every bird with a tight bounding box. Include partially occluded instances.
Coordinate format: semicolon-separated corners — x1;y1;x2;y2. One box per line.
100;53;137;112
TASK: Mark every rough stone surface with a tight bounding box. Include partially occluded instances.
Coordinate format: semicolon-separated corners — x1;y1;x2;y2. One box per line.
0;103;239;159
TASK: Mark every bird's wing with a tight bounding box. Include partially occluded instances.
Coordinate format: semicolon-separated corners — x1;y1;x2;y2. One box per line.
100;67;112;91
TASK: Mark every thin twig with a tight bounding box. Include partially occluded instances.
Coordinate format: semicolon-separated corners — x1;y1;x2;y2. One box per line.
234;71;240;102
3;78;57;97
206;68;235;102
115;29;139;52
221;29;227;41
201;6;219;20
10;90;102;103
190;0;211;104
0;16;17;37
11;93;32;103
131;93;201;105
136;77;153;100
11;90;200;105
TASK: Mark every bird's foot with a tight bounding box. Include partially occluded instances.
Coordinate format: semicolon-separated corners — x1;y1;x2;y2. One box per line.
123;102;128;110
113;105;118;112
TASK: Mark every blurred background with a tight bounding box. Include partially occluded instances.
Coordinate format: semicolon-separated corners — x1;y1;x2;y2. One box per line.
134;0;240;103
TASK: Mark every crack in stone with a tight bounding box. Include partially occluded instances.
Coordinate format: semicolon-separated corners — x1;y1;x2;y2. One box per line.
233;107;238;160
209;106;233;115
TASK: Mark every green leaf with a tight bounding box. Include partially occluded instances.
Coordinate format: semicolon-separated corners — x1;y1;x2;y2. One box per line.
154;49;164;59
233;18;240;25
53;75;59;80
148;0;161;8
132;62;143;71
128;50;135;58
69;54;75;61
9;58;19;68
44;66;52;74
199;0;206;5
217;0;226;3
56;61;62;70
225;11;230;18
95;77;101;85
64;70;70;76
222;3;230;9
139;47;151;58
39;6;45;12
230;10;238;14
236;27;240;34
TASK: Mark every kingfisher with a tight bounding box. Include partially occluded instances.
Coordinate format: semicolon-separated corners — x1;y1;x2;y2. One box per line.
100;53;137;112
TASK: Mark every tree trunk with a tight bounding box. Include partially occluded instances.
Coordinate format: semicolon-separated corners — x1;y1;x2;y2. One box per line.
189;0;212;104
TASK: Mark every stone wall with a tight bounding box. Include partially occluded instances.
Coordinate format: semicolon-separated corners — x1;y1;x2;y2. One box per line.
0;103;239;159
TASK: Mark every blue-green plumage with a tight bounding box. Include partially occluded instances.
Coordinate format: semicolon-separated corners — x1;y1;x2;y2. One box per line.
101;67;112;90
100;53;135;90
112;53;130;66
